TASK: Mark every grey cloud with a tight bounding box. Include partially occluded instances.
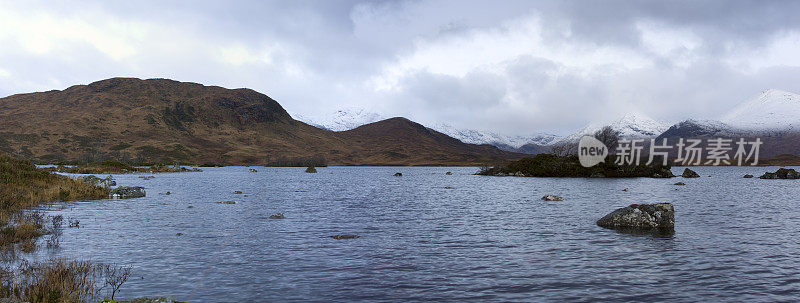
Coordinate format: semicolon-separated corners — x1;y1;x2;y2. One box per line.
2;0;800;136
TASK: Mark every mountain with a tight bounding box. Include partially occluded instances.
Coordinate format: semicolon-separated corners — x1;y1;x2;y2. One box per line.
558;113;671;143
428;123;560;149
292;108;561;153
657;89;800;158
293;108;386;131
722;89;800;131
338;118;518;165
0;78;521;165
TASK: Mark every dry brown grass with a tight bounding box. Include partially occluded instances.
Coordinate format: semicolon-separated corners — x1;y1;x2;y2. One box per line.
1;152;108;214
0;259;102;302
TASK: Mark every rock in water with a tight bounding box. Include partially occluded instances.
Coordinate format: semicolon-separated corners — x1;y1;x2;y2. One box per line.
673;182;686;186
760;172;778;179
743;174;754;178
109;187;146;199
681;168;700;178
331;235;360;239
305;166;317;173
249;168;258;173
394;172;402;177
760;168;800;179
541;195;564;201
445;172;453;175
233;191;243;194
217;201;236;204
269;213;285;219
79;175;102;186
597;203;675;231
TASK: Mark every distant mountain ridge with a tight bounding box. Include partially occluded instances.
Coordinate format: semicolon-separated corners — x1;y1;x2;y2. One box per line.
0;78;521;165
296;88;800;158
556;113;672;145
292;108;562;151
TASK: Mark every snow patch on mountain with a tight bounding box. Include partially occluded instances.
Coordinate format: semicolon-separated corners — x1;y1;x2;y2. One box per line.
722;89;800;131
430;123;561;148
292;108;385;131
560;113;672;143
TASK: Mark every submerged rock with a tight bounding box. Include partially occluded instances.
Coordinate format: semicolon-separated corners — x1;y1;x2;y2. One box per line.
597;203;674;231
269;213;285;219
217;201;236;204
109;186;146;199
331;234;360;239
743;174;754;178
590;172;606;178
681;168;700;178
673;182;686;186
541;195;564;201
394;172;402;177
138;175;155;180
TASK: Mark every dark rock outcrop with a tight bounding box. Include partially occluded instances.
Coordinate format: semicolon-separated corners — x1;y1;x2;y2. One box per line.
269;213;285;219
477;154;674;178
673;182;685;186
681;168;700;178
597;203;675;231
542;195;564;201
760;168;800;179
394;172;402;177
305;166;317;173
109;186;146;199
331;235;360;239
743;174;754;178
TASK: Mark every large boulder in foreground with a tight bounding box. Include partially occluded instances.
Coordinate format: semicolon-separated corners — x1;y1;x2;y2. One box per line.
109;186;146;199
597;203;674;231
681;168;700;178
760;168;800;179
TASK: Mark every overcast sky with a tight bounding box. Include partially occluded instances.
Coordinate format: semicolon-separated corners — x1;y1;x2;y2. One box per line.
2;0;800;135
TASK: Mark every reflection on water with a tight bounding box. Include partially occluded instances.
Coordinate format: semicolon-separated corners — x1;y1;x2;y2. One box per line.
29;166;800;302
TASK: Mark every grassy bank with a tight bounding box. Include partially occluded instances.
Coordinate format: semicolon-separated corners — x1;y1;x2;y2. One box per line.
46;161;202;174
0;153;143;302
1;153;108;214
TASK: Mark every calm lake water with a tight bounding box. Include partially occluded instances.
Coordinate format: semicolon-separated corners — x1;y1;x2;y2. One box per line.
31;166;800;302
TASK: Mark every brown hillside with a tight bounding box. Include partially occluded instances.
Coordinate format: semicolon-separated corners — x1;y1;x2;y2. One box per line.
0;77;522;165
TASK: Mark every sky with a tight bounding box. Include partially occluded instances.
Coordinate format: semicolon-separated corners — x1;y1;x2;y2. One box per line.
2;0;800;136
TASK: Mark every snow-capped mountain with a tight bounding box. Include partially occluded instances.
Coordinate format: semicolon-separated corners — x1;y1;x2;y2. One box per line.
559;113;672;143
660;89;800;138
656;118;745;139
292;108;386;131
430;123;560;149
292;108;561;149
722;89;800;131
